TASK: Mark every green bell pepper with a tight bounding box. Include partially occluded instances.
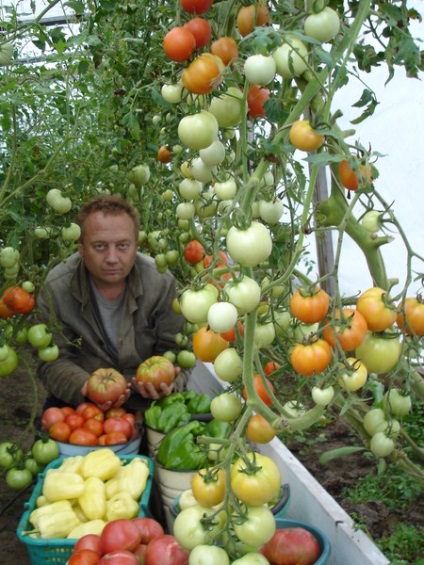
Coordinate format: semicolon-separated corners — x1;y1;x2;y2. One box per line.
157;420;207;470
185;392;212;414
144;400;190;433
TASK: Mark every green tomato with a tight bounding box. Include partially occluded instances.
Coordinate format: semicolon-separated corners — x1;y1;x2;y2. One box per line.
6;467;33;490
180;284;219;324
210;392;243;422
173;504;225;550
178;111;219;150
244;54;276;86
177;350;197;369
273;37;308;79
311;385;335;406
355;331;401;374
38;344;59;362
304;7;340;43
231;554;270;565
362;211;382;233
370;431;395;458
24;457;45;476
27;324;53;349
213;348;243;383
176;202;196;220
31;438;59;466
0;346;19;377
34;226;51;239
363;408;388;436
258;199;284;225
213;177;237;200
383;388;412;417
0;246;20;268
4;324;28;345
179;178;202;200
161;82;183;104
22;280;35;293
253;322;276;348
126;164;151;187
199;140;226;167
208;87;244;128
0;442;23;469
188;545;230;565
233;505;276;548
61;223;81;242
224;276;261;314
226;222;273;267
46;189;72;214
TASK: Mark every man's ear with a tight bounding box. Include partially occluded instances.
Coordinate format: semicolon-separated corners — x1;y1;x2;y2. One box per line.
78;242;84;257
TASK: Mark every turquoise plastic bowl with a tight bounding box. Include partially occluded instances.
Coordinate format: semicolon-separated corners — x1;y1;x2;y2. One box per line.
274;518;332;565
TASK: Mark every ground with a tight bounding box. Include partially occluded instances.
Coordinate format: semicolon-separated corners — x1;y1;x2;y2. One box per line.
0;366;423;564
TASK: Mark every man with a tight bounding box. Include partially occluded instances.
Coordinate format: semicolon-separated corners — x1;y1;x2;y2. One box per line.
37;194;187;413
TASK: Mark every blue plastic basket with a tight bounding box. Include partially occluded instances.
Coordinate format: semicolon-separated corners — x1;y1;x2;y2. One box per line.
16;453;154;565
274;518;332;565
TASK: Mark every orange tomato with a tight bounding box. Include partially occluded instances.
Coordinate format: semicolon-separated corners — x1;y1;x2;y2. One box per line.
163;26;196;62
243;374;275;406
339;158;372;191
263;361;280;376
290;339;332;376
210;37;239;65
192;326;229;362
290;287;330;324
237;4;270;37
158;145;172;163
322;307;368;351
181;53;223;94
246;414;276;443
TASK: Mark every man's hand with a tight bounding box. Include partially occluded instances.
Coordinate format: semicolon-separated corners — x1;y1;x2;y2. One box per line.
80;381;132;412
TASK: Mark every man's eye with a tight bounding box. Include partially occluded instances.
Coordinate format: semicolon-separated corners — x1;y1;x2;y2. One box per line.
118;243;129;250
94;244;105;251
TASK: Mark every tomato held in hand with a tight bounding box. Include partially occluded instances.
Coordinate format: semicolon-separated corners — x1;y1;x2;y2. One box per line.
86;368;128;405
135;355;175;391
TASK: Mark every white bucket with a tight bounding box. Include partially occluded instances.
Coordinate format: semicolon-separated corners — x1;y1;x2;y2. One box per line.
155;462;196;533
146;426;165;459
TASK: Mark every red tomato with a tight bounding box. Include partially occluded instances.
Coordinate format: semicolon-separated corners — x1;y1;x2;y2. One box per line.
3;285;35;314
41;407;65;430
264;361;280;375
220;320;244;343
247;84;270;118
83;418;104;437
69;549;101;565
103;417;133;440
74;534;102;555
60;406;76;418
105;407;127;419
135;355;176;391
65;413;85;431
243;374;275;406
99;431;128;445
49;421;71;442
183;17;211;48
86;368;127;405
183;240;206;264
397;296;424;335
82;405;105;422
76;401;97;415
237;4;270;37
210;36;239;65
132;517;165;545
100;519;142;554
163;27;196;62
0;298;14;319
122;413;136;429
98;550;138;565
180;0;213;15
261;527;321;565
144;534;189;565
69;428;98;446
134;544;148;563
192;326;229;362
202;250;229;269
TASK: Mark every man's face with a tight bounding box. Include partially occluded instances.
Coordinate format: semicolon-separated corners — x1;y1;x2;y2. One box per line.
78;211;138;289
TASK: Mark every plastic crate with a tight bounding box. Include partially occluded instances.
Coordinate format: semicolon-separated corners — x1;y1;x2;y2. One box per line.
16;453;154;565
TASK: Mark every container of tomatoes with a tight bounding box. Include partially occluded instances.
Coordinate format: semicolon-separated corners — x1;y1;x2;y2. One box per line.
41;403;142;457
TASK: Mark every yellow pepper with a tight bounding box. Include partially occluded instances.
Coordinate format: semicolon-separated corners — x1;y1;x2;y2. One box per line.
116;457;150;500
104;477;120;500
30;500;73;528
67;519;107;539
42;470;85;502
36;508;81;538
80;448;122;481
35;495;48;508
72;503;89;523
78;476;106;520
57;455;84;475
105;491;139;521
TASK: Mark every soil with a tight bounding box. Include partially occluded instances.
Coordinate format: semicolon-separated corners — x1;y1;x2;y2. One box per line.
0;364;423;564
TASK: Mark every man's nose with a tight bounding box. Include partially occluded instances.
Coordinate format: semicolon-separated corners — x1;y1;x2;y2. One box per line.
105;247;119;262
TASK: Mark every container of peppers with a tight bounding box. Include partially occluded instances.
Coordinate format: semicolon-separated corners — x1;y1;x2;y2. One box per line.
143;390;213;458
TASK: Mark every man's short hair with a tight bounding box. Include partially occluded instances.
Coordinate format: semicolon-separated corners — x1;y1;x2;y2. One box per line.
76;195;140;240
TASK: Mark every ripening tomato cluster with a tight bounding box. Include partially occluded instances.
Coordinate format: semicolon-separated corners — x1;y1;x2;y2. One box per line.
41;404;137;446
67;518;186;565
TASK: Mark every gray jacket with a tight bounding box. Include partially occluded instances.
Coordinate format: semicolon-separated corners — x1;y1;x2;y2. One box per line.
36;252;186;408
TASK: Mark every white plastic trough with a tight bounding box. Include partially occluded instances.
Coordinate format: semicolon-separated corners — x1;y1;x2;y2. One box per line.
187;361;390;565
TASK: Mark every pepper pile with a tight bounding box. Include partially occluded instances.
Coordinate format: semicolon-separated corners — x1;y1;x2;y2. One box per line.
27;448;150;539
